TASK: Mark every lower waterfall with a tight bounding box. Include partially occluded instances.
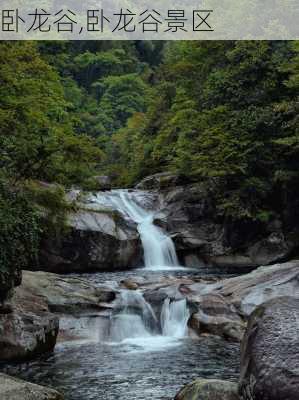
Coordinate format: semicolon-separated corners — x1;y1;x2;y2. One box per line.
161;298;189;338
108;290;189;348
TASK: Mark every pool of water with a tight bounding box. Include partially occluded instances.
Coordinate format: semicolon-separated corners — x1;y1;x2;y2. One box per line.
1;266;241;400
2;335;239;400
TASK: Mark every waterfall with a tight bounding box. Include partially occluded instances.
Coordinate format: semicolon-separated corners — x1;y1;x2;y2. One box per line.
109;290;157;342
108;290;189;347
94;190;180;270
160;298;190;338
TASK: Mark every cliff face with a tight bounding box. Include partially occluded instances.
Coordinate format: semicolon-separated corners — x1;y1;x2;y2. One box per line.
137;173;299;270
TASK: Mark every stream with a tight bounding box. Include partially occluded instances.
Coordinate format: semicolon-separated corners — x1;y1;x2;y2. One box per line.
1;190;240;399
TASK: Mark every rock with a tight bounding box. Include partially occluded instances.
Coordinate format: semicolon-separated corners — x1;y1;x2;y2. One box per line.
120;279;139;290
239;297;299;400
0;284;58;362
188;294;245;342
135;172;184;190
20;271;116;313
155;180;298;269
93;175;112;190
215;260;299;316
0;373;63;400
175;378;239;400
182;260;299;342
39;207;141;273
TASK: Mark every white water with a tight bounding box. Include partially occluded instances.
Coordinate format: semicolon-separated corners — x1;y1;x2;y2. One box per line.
161;298;190;338
92;190;189;350
108;289;189;351
94;190;180;270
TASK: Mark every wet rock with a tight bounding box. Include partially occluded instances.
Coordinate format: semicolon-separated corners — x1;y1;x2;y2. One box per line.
239;297;299;400
39;207;141;273
188;294;245;342
120;279;139;290
21;271;116;314
0;373;63;400
175;378;239;400
0;284;58;362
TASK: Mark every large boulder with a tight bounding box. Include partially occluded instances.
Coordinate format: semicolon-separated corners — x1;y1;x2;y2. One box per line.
39;206;141;273
188;293;245;342
182;260;299;342
239;297;299;400
214;260;299;316
20;270;116;314
155;181;297;270
0;284;58;362
0;373;63;400
175;378;239;400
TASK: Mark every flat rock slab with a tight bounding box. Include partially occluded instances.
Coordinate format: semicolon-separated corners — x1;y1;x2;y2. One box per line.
0;373;63;400
21;271;116;313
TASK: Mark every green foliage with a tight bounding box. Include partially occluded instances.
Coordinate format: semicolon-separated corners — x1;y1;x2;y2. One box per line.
0;177;40;298
111;40;299;221
25;181;74;237
0;41;103;187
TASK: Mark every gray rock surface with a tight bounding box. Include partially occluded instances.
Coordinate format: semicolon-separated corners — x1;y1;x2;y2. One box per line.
0;373;63;400
175;378;239;400
21;271;116;313
181;260;299;340
39;199;141;273
212;260;299;316
153;177;298;269
0;284;58;362
239;297;299;400
188;294;245;342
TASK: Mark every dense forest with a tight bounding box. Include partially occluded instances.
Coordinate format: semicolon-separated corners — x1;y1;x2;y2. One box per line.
0;40;299;294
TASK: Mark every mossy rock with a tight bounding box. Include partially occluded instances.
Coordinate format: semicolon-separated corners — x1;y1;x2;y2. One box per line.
175;379;239;400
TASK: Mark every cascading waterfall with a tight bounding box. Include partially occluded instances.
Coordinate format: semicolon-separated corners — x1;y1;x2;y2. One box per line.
94;190;180;270
109;290;157;342
93;189;189;347
108;290;189;346
160;298;190;338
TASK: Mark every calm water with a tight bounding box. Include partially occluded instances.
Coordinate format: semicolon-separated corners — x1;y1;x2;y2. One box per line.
2;335;239;400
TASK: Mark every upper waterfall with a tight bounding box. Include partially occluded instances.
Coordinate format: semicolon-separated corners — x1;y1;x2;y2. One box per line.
94;190;180;270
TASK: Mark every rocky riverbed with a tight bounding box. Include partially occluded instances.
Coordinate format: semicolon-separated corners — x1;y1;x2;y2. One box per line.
1;175;298;400
1;260;298;399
